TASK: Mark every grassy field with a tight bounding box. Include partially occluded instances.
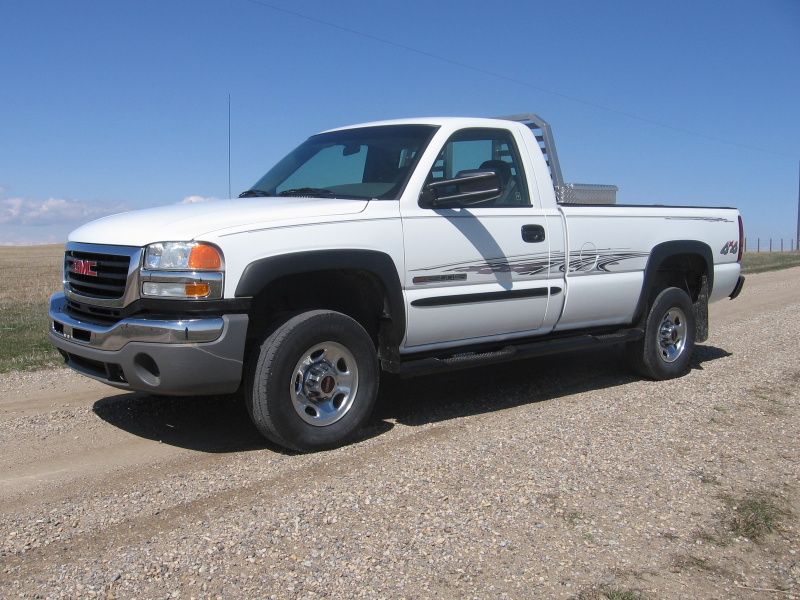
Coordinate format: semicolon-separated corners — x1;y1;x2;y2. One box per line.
740;249;800;274
0;244;64;373
0;244;798;374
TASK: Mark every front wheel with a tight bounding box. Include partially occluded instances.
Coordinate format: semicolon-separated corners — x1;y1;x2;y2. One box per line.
245;310;379;453
626;287;696;380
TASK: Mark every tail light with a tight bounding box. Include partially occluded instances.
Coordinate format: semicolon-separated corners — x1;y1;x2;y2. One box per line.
737;215;744;262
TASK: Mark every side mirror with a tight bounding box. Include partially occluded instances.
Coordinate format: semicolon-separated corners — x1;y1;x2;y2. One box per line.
420;169;503;208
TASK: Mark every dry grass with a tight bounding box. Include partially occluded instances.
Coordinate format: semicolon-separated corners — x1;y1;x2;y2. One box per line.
671;553;731;576
720;491;787;541
576;586;649;600
0;244;65;373
740;250;800;274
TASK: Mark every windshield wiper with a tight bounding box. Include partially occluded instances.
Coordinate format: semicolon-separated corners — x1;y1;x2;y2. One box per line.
238;189;271;198
277;187;336;197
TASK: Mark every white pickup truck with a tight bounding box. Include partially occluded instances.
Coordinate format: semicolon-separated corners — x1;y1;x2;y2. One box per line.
49;114;745;452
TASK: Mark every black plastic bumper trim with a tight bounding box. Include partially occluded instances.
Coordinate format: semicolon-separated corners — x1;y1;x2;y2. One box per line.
729;275;745;300
411;286;558;308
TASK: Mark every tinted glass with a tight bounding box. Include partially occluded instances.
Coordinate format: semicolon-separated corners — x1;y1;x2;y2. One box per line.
428;128;530;207
249;125;438;200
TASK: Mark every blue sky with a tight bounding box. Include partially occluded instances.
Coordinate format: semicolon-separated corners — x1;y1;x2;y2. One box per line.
1;0;798;245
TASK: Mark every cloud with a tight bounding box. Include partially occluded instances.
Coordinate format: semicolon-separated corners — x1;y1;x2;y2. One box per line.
0;222;77;245
177;195;218;204
0;234;62;246
0;196;128;227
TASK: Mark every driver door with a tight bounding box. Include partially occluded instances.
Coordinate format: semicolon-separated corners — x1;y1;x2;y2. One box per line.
401;127;552;349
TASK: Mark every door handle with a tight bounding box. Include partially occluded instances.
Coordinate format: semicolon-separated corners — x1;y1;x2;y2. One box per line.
521;224;545;243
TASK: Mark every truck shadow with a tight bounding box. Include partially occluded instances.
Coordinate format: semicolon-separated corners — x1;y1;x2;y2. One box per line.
92;392;395;454
92;344;730;453
92;392;273;453
372;343;731;428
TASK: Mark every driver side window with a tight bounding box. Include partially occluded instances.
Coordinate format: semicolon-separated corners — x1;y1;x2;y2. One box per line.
428;128;530;207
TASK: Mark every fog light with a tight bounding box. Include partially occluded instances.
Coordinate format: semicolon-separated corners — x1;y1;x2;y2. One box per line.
185;283;210;297
142;281;212;298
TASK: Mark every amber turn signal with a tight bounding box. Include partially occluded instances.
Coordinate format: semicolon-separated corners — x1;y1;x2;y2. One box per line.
184;283;211;297
188;244;221;270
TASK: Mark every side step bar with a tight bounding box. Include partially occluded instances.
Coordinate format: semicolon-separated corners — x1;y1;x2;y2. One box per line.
399;328;644;378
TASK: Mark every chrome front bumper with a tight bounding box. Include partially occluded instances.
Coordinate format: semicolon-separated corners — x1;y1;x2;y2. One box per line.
48;292;248;395
50;293;224;351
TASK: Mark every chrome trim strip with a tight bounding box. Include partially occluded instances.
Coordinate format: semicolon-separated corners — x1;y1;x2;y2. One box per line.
50;293;224;352
64;242;142;308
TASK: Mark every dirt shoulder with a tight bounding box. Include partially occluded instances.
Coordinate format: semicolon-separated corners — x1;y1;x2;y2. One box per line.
1;268;799;599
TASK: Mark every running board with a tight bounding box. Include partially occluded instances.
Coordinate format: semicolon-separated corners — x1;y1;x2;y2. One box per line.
398;328;644;378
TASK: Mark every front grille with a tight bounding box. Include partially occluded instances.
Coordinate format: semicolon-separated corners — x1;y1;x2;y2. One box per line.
65;249;131;299
64;299;123;325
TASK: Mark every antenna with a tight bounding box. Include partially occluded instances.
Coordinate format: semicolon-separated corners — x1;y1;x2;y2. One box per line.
228;94;232;199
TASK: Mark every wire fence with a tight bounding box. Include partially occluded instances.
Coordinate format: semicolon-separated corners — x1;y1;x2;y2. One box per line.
743;239;798;252
0;248;64;304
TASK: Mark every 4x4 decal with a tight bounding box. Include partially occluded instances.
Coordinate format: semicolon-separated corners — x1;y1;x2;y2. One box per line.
720;241;738;255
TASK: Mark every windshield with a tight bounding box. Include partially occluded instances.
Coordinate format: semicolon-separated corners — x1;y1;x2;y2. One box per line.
244;124;439;200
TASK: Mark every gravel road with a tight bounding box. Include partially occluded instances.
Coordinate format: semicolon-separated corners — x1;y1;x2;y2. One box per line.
1;268;798;600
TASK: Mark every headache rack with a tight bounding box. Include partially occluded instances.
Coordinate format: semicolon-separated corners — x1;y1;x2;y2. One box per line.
494;113;618;205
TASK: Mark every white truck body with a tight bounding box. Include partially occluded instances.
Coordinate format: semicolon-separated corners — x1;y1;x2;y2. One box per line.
50;115;745;451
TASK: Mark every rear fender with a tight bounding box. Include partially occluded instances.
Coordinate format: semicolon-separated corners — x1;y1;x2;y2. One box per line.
632;240;713;326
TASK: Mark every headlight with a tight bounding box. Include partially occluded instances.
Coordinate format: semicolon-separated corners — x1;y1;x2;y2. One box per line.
141;242;224;300
144;242;222;270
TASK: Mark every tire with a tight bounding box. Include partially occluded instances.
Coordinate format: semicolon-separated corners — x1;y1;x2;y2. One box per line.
626;287;696;380
245;310;379;453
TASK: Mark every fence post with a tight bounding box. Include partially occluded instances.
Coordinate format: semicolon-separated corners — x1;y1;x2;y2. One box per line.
781;239;784;252
770;239;772;252
757;238;760;252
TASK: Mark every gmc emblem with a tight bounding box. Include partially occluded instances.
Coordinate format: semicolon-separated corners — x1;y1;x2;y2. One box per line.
73;259;98;276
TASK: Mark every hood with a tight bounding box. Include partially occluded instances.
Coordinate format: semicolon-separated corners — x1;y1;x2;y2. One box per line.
68;197;368;247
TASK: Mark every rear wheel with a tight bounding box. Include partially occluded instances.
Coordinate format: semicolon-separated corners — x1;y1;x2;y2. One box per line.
245;310;379;452
626;287;695;380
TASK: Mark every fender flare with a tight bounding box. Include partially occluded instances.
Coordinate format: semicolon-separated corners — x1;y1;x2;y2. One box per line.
234;249;405;341
632;240;714;324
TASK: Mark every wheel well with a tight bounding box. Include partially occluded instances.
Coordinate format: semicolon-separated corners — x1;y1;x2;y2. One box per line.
244;269;390;364
632;241;713;327
651;253;708;303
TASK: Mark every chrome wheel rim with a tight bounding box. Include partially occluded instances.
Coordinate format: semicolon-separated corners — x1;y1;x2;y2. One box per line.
658;307;687;363
290;341;359;427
